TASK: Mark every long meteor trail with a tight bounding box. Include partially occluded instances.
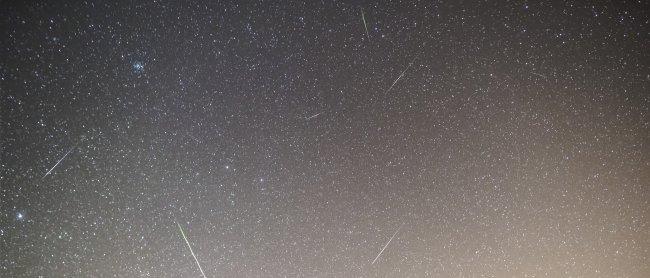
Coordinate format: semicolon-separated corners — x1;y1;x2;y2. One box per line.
371;223;404;265
176;222;207;278
361;8;370;40
383;54;420;95
42;147;74;179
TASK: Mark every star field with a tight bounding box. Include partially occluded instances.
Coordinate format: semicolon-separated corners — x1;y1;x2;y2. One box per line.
1;1;649;277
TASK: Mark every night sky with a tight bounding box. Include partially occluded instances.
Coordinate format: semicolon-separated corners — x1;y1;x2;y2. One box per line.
1;1;649;277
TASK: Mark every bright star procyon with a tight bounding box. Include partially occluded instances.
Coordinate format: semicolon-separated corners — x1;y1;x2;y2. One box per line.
16;212;24;220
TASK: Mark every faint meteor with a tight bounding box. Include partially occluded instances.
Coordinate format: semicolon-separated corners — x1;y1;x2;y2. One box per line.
531;72;548;78
371;223;404;265
42;147;74;179
383;54;419;95
384;67;409;94
361;8;370;40
304;112;322;120
176;222;207;278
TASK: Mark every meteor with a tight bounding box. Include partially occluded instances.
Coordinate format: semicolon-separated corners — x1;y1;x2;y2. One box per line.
383;54;419;95
361;8;370;40
42;147;74;179
304;112;322;120
531;72;548;78
371;223;404;265
176;221;208;278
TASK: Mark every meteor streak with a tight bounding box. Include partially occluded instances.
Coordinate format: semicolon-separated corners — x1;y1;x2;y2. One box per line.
361;8;370;40
304;112;322;120
371;223;404;265
42;147;74;179
176;222;207;278
531;72;548;78
383;54;419;95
